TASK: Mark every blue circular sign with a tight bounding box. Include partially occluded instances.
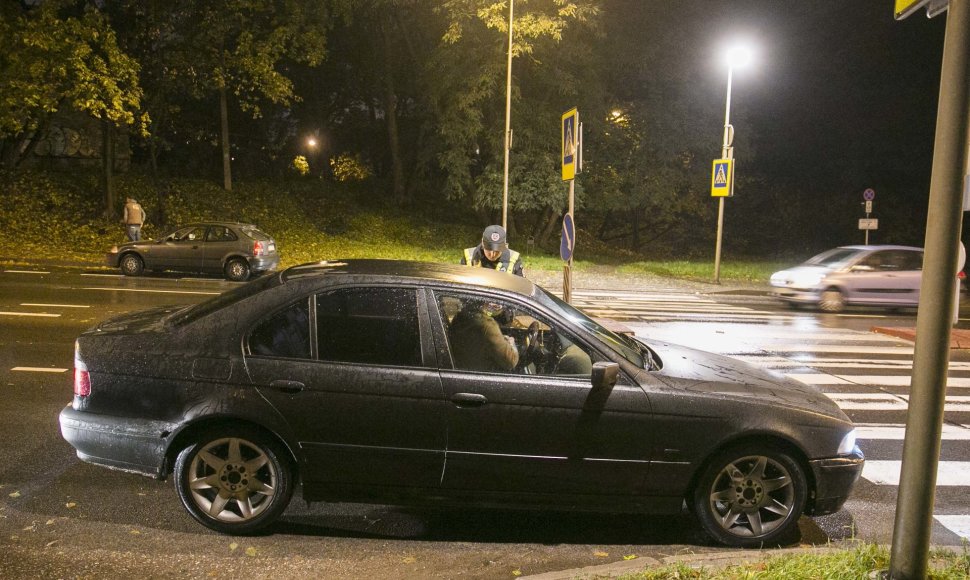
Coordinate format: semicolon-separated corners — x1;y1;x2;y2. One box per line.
560;213;575;262
863;188;875;201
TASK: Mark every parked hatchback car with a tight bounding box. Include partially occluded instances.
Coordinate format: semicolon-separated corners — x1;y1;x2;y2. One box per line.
770;245;924;312
60;260;863;547
106;221;279;281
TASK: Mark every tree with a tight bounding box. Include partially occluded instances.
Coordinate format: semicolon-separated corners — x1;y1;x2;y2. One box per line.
155;0;339;191
0;0;146;178
430;0;600;235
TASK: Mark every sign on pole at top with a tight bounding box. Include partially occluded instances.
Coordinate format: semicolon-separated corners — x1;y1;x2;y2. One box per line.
894;0;948;20
711;159;734;197
562;108;578;181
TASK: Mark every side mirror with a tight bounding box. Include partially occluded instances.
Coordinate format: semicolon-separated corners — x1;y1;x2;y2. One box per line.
591;361;619;390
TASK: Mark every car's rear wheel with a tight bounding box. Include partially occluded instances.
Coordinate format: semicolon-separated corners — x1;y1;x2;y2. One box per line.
174;430;293;535
819;287;845;313
692;445;807;548
119;253;144;276
224;258;250;282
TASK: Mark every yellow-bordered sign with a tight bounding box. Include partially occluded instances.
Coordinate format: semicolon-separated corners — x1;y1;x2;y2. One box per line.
562;107;578;181
711;159;734;197
895;0;947;19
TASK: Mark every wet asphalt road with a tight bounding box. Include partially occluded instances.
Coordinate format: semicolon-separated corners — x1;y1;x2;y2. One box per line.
0;267;967;578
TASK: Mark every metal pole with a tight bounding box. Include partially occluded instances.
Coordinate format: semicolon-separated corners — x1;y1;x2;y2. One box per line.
564;179;575;303
713;65;734;284
501;0;514;230
889;3;970;578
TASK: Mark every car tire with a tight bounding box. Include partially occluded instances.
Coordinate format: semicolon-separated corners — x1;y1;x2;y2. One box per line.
119;253;144;276
692;445;807;548
174;430;293;535
819;287;845;313
224;258;250;282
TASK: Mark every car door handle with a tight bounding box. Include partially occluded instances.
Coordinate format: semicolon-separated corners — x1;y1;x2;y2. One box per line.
451;393;487;407
269;380;305;394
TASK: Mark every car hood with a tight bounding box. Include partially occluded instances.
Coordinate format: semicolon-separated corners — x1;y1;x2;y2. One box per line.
90;305;187;334
641;338;847;421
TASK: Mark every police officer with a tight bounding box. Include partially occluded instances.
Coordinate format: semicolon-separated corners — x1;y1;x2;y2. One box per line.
461;225;524;276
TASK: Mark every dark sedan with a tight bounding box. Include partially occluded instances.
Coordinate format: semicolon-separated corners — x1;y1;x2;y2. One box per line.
59;260;863;547
106;221;280;281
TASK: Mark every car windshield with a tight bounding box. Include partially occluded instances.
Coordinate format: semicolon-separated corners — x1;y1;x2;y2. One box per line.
168;272;282;326
804;248;861;268
535;287;647;368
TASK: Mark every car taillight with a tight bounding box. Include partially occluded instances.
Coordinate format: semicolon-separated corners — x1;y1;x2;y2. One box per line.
253;240;265;256
959;271;966;280
74;367;91;397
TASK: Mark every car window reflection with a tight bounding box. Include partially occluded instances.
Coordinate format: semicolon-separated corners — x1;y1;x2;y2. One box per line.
316;288;421;367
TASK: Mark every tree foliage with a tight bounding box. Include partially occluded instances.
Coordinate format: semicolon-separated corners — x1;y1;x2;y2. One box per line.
0;0;145;166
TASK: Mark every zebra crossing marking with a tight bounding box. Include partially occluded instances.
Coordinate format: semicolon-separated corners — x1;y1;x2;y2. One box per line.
862;461;970;486
854;423;970;440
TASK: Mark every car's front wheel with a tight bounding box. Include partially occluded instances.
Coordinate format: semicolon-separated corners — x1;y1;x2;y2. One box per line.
174;430;293;535
119;253;144;276
224;258;250;282
819;287;845;313
692;445;807;548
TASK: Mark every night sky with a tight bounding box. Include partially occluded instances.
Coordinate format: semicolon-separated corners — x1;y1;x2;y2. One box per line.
638;1;950;253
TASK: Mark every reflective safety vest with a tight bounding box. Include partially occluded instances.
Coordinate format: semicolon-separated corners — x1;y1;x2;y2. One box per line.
463;247;520;274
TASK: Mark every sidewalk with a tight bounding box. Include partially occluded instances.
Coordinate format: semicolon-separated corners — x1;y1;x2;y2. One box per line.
872;326;970;349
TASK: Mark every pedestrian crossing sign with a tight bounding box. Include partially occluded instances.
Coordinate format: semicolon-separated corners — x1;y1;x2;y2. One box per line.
711;158;734;197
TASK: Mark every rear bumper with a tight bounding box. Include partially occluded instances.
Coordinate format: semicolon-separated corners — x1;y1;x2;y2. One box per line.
59;404;175;479
249;254;280;273
105;252;121;268
806;447;865;515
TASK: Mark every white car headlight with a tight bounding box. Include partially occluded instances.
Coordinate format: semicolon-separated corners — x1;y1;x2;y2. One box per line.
838;429;858;455
791;272;824;289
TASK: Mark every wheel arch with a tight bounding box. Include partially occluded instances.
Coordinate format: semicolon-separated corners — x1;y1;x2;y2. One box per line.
684;433;816;505
162;416;300;482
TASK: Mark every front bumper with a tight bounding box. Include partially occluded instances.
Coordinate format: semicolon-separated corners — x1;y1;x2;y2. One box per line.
770;286;821;304
59;404;176;479
806;446;865;515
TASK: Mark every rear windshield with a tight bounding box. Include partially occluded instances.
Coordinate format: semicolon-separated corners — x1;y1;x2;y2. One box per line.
167;272;282;326
239;226;272;241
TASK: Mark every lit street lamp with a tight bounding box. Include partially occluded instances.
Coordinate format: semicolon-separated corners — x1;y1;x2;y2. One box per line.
713;44;752;284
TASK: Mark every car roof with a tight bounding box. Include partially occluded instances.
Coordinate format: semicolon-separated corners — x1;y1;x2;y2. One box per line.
836;244;922;251
176;222;260;229
281;259;537;296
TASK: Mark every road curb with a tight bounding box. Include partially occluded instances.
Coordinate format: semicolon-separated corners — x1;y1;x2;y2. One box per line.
523;546;844;579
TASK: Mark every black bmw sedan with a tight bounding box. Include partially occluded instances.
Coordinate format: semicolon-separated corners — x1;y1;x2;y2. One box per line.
59;260;863;548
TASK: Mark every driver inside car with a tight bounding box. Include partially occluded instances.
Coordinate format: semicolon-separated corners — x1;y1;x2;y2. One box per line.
447;299;519;372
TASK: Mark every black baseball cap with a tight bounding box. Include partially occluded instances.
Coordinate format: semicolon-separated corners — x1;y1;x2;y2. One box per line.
481;225;508;251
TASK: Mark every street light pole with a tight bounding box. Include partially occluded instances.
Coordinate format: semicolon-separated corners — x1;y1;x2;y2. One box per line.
501;0;514;230
713;62;735;284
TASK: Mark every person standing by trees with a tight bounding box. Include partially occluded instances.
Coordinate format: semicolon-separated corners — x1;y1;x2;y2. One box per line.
122;197;146;241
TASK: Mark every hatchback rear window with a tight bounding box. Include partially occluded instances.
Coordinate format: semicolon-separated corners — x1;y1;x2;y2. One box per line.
239;226;271;241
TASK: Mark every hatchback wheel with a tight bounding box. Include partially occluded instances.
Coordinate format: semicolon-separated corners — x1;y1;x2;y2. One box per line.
225;258;250;282
119;253;144;276
692;445;807;548
819;287;845;313
174;431;293;535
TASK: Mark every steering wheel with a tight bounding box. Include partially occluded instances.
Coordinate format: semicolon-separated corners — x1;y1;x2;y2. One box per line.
524;321;542;362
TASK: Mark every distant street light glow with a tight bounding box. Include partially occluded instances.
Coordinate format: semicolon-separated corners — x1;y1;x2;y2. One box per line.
307;137;317;148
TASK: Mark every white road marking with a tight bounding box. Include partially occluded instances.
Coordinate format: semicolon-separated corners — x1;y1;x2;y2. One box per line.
854;423;970;440
3;270;49;274
0;312;60;318
11;367;69;373
823;393;970;412
791;374;970;388
81;287;218;296
935;515;970;540
863;461;970;486
21;303;90;308
80;273;121;277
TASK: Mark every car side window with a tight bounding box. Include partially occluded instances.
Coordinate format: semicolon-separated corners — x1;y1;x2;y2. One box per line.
316;287;421;367
172;226;206;242
247;298;311;359
437;292;596;377
206;227;237;242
